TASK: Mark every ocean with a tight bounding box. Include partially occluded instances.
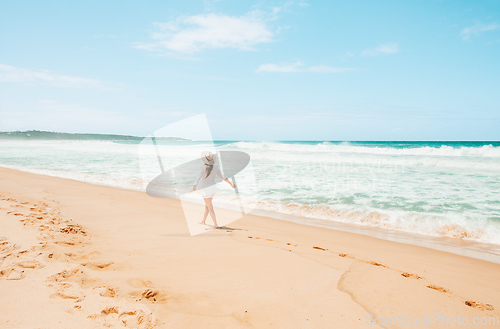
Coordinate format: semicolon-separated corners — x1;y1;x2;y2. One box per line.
1;139;500;246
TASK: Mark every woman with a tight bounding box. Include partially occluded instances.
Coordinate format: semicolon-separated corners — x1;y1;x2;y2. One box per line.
193;151;235;228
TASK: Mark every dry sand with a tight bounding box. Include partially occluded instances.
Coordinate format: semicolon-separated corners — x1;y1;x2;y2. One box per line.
1;166;500;328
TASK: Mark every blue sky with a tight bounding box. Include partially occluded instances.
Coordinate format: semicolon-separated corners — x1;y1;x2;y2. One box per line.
0;0;499;140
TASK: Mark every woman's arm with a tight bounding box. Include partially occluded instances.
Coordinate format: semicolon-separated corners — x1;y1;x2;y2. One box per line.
215;167;235;188
224;178;235;188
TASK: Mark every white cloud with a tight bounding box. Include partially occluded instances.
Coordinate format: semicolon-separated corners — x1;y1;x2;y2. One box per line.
361;43;399;56
461;22;499;40
256;61;355;73
0;64;108;89
135;11;274;54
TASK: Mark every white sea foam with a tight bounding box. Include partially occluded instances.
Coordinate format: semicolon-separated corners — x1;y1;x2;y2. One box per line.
231;141;500;157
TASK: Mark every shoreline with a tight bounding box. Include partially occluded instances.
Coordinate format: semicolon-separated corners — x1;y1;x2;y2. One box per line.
1;166;500;327
249;207;500;265
2;164;500;264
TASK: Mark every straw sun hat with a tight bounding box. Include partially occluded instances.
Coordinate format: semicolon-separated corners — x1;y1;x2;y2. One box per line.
201;151;215;165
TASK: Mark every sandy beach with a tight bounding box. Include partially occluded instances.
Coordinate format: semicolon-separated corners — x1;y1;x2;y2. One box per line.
1;166;500;328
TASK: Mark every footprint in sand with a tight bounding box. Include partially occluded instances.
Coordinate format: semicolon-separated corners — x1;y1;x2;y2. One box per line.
142;288;170;303
128;288;170;304
427;284;449;293
313;246;327;251
0;267;25;280
101;306;119;315
95;286;118;298
81;261;115;271
16;260;44;269
87;307;157;329
142;289;158;300
60;224;87;236
50;283;85;301
401;272;422;279
465;300;494;311
47;268;99;289
118;309;157;328
338;253;354;259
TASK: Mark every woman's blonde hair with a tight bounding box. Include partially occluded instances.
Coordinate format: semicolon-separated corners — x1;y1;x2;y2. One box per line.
201;151;215;178
205;163;213;178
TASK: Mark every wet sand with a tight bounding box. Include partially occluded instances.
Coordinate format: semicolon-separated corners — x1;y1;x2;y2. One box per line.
1;166;499;328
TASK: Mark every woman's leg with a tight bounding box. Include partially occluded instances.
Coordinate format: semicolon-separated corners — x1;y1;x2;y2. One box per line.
200;205;209;225
203;197;219;228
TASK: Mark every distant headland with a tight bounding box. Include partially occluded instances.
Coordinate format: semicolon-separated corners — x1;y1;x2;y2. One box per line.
0;130;189;141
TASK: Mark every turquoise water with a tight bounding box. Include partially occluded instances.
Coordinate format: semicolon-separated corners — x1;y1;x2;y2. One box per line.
1;139;500;244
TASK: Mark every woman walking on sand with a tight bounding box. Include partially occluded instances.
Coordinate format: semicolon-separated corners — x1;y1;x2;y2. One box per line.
193;151;235;228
